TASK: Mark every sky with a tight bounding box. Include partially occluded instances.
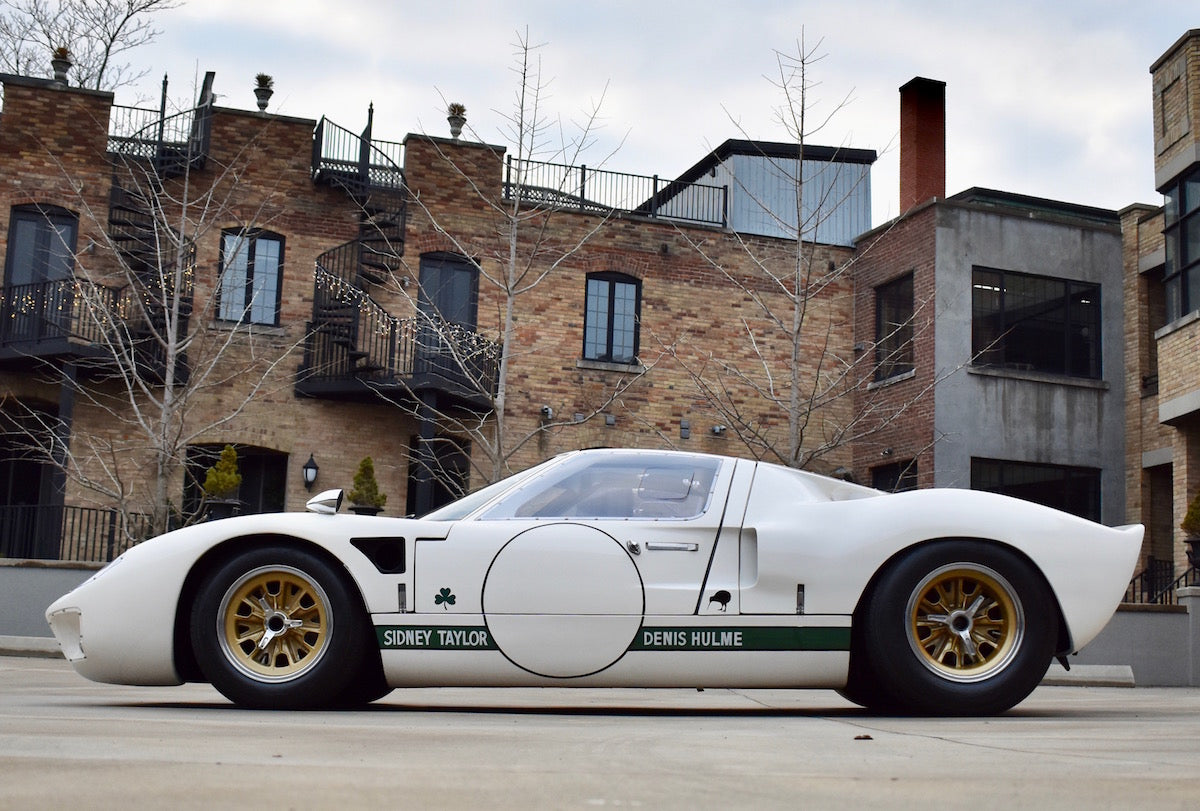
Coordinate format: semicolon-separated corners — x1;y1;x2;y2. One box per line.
124;0;1197;227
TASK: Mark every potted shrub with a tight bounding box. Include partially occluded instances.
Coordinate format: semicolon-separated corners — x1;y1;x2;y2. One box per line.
446;102;466;140
203;445;243;520
254;73;274;111
348;456;387;515
1182;489;1200;568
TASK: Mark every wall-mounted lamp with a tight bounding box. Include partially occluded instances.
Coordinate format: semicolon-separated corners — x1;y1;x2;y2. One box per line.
302;453;319;490
711;425;726;436
540;405;554;421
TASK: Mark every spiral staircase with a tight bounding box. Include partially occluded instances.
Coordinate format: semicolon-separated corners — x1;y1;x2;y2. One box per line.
297;108;497;410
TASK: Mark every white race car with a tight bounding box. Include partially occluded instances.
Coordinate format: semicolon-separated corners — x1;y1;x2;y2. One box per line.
46;449;1142;714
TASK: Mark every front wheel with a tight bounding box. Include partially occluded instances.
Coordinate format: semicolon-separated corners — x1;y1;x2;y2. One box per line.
191;546;374;709
857;541;1056;716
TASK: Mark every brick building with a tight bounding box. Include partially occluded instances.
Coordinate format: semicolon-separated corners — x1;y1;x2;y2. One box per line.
1124;29;1200;599
0;67;864;559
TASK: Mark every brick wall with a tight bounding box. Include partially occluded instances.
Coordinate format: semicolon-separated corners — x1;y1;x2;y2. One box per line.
0;75;862;528
850;204;938;487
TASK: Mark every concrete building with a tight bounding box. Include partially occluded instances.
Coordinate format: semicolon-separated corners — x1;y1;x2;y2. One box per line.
853;78;1127;526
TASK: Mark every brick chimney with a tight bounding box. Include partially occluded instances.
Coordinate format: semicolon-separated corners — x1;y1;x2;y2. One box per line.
899;77;946;212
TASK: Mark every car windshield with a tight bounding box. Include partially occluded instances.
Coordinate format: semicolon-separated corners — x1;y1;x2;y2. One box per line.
419;456;562;521
480;450;722;520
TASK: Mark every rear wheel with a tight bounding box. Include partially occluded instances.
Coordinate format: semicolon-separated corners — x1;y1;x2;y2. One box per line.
191;546;374;709
856;541;1055;715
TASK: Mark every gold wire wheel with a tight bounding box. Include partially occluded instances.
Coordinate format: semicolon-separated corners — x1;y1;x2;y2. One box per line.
905;563;1024;683
217;565;332;683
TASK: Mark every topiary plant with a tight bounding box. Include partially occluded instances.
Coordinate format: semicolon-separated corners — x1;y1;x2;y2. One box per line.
1182;489;1200;537
203;445;242;500
348;456;387;509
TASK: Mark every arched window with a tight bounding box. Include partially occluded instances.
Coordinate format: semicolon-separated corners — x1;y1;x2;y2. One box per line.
583;272;640;364
217;229;283;326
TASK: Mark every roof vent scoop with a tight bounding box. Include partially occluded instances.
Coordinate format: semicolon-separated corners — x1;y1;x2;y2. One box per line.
306;489;344;515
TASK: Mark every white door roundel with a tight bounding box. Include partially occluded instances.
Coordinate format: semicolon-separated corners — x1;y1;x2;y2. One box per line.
482;523;644;678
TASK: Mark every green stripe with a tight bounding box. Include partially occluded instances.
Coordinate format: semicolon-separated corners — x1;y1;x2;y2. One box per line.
631;626;850;652
376;624;849;652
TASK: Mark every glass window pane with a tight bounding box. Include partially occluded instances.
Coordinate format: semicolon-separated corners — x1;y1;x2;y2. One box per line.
584;278;609;360
250;237;280;324
1165;273;1182;323
611;281;636;363
1067;283;1101;377
875;274;914;379
1187;264;1200;317
7;218;39;287
971;269;1003;365
1184;171;1200;216
219;233;249;321
1183;214;1200;267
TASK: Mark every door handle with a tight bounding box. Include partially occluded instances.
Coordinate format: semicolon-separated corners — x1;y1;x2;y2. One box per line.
644;541;699;552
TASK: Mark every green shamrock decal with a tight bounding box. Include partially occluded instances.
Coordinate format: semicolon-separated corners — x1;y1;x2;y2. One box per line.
434;587;456;610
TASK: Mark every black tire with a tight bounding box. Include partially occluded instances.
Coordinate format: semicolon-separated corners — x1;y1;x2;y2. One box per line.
191;545;374;709
856;541;1056;716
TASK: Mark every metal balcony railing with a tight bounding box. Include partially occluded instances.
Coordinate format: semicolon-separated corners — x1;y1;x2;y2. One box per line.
0;278;127;348
312;116;405;193
300;266;500;401
504;156;728;227
0;503;153;562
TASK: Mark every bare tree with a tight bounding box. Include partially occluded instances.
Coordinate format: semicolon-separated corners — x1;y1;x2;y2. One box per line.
6;86;307;539
664;35;931;475
0;0;181;90
334;29;655;509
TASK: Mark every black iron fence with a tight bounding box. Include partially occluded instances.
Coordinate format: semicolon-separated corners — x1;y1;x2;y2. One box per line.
0;504;153;562
312;117;405;192
0;279;126;348
504;156;728;227
1125;559;1200;605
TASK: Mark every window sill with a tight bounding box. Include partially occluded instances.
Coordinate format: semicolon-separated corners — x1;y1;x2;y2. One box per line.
867;369;915;390
576;358;645;374
209;320;287;337
1154;309;1200;341
967;365;1108;390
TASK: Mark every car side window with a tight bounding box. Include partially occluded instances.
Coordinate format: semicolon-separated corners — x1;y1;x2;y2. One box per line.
482;454;721;521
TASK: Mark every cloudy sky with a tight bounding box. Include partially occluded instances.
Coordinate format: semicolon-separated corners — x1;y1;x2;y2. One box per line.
128;1;1196;226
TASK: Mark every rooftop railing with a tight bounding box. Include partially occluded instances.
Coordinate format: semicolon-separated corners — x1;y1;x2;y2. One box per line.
504;155;728;227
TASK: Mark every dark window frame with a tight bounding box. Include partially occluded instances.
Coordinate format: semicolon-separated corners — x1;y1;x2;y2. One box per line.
4;204;78;287
217;228;284;326
871;459;918;492
583;271;641;364
970;457;1101;522
971;265;1101;379
1162;165;1200;322
874;272;915;381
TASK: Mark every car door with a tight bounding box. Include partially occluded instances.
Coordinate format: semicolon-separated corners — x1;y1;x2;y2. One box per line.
420;451;735;678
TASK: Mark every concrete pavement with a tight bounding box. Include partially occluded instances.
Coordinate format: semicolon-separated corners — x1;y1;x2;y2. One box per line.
1;653;1196;809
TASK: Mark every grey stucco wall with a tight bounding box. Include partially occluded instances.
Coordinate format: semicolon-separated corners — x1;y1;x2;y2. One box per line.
1071;604;1191;686
932;204;1127;524
0;560;98;637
